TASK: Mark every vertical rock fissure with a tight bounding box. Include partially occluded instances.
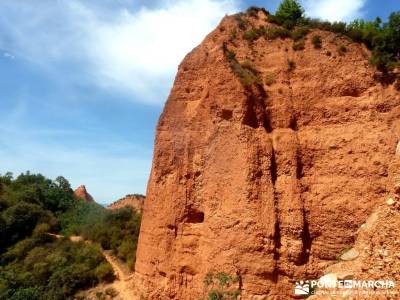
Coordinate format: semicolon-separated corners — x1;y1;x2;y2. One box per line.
271;146;282;285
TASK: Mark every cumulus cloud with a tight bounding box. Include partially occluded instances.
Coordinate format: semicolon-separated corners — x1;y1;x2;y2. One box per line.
0;0;239;104
303;0;366;22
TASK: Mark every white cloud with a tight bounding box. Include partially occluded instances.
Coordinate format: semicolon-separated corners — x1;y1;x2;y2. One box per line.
3;52;15;59
303;0;366;22
0;0;239;104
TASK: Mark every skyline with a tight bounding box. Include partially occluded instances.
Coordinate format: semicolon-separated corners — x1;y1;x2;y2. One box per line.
0;0;398;204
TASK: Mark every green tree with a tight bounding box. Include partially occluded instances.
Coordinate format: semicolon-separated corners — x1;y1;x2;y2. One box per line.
275;0;304;24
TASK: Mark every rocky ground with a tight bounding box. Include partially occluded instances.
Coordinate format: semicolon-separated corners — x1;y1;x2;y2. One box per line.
307;178;400;299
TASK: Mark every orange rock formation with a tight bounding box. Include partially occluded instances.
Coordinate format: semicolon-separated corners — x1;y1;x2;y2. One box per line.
108;194;145;212
134;10;400;299
74;185;94;203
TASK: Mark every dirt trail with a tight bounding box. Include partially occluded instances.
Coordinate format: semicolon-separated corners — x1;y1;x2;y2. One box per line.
102;251;136;299
47;233;137;299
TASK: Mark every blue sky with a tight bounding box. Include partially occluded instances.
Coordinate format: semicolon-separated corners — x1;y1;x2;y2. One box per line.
0;0;398;204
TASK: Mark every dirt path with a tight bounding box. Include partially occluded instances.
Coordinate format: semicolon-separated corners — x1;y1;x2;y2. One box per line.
102;251;136;299
47;233;137;299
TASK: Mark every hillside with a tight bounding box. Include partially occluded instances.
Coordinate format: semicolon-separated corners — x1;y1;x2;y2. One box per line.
134;6;400;300
108;194;145;212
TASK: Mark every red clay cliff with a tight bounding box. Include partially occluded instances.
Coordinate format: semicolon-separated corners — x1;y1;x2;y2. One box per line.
134;10;400;299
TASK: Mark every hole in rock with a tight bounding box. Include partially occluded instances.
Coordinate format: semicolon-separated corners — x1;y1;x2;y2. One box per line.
185;209;205;223
221;109;233;120
340;86;360;97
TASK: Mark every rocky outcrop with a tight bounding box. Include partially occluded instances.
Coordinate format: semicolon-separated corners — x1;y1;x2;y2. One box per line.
134;10;400;300
308;178;400;299
107;194;145;212
74;185;94;203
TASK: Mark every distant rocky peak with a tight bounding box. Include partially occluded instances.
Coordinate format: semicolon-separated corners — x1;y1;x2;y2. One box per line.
74;185;94;203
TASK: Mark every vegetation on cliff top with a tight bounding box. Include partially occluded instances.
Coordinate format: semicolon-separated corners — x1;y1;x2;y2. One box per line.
238;0;400;74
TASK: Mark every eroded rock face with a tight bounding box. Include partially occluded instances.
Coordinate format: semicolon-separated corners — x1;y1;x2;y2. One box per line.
74;185;94;203
135;11;400;299
107;194;145;212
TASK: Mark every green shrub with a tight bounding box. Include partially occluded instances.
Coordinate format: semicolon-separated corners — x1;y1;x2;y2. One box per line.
268;1;399;73
291;26;309;41
94;263;115;283
243;29;260;43
265;72;276;86
330;21;347;34
264;27;291;40
105;287;119;298
234;14;247;30
96;291;106;300
292;40;305;51
287;59;296;71
9;288;40;300
202;273;241;300
223;44;262;87
230;29;237;40
1;239;113;299
208;289;224;300
204;272;214;286
246;6;261;18
312;35;322;49
275;0;304;24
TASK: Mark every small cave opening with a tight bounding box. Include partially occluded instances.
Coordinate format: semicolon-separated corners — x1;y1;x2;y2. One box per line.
185;208;205;224
221;109;233;120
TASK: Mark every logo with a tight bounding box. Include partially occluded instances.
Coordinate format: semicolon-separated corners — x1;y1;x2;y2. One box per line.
343;280;353;288
295;280;310;295
293;278;397;298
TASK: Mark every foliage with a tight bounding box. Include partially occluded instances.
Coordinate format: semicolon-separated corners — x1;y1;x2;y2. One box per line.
202;272;241;300
0;172;124;299
59;200;105;236
264;1;400;74
0;172;74;253
61;202;142;270
0;238;114;300
246;6;268;18
223;43;262;87
243;29;260;43
291;26;309;41
273;0;304;28
311;35;322;49
105;287;119;298
265;72;276;86
287;59;296;71
234;14;247;30
292;40;305;51
230;29;237;40
264;27;291;40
